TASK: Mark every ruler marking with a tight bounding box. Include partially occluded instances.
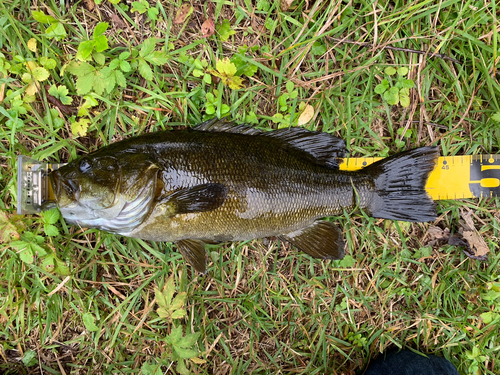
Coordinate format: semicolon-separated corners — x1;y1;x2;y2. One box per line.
340;155;500;200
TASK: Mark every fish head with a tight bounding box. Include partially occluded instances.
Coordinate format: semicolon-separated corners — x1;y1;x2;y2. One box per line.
50;153;159;227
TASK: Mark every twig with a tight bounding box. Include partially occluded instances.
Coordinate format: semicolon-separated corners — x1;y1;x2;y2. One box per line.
327;36;462;65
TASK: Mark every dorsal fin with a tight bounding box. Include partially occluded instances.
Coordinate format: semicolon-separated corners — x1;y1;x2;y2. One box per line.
264;128;346;169
193;119;346;169
193;118;263;135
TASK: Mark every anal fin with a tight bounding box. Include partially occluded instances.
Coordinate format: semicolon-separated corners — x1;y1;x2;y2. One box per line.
280;221;345;260
176;239;207;273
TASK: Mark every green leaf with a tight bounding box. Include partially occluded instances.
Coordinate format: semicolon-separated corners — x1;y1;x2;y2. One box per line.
221;104;230;115
93;34;108;53
244;111;258;124
54;257;70;276
227;76;243;90
375;81;389;94
243;64;258;77
119;60;131;72
19;247;34;264
339;255;356;268
311;41;327;56
45;22;66;40
482;288;500;301
206;92;215;103
66;61;95;77
140;38;157;57
131;1;148;13
492;112;500;122
32;67;49;81
40;56;57;70
176;360;190;375
257;0;270;11
0;212;22;243
22;349;37;367
71;118;90;137
79;95;98;116
205;103;215;115
145;51;168;66
397;66;409;76
75;73;95;95
119;51;130;60
209;58;244;88
203;74;212;84
385;67;397;76
92;71;105;95
48;85;72;105
193;59;204;70
399;93;410;107
170;309;187;320
216;19;236;41
141;362;163;375
148;7;159;20
480;311;500;324
192;69;204;77
164;278;176;305
109;59;120;70
100;67;116;93
115;70;126;88
138;58;153;80
216;58;237;76
173;346;199;359
155;277;189;322
278;93;289;107
177;332;200;348
384;86;400;105
42;208;60;224
401;79;414;89
167;325;183;344
76;40;96;61
29;242;47;257
10;240;28;250
41;253;57;273
82;313;99;332
32;11;56;24
92;51;106;65
286;81;294;93
93;22;109;38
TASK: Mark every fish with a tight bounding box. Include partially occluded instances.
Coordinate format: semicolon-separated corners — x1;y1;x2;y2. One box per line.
49;119;439;273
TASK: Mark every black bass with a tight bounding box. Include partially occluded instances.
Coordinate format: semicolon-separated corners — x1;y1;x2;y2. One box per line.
49;119;439;273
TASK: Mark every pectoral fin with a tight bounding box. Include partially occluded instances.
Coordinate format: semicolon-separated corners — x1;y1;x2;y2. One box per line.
161;183;228;215
280;221;345;259
176;239;207;273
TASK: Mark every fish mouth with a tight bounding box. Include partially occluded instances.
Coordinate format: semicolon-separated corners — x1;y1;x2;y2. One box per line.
49;170;80;204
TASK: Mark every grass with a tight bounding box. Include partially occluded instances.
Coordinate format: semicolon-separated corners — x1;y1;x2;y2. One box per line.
0;0;499;374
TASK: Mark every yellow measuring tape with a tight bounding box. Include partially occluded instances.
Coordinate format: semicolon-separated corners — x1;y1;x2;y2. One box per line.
339;155;500;200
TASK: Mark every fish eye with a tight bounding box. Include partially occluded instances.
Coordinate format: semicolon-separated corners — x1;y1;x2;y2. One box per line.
79;159;92;173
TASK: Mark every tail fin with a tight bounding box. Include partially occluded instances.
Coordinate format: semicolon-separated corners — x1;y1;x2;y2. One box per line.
365;146;439;222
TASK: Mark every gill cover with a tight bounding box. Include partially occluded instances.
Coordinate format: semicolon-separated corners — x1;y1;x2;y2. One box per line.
51;153;159;234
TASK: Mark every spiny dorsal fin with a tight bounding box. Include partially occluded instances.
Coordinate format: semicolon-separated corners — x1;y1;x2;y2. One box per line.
280;220;345;260
264;128;346;169
193;118;263;135
193;119;346;169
